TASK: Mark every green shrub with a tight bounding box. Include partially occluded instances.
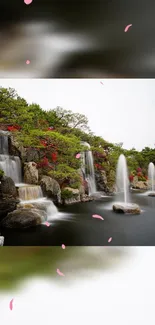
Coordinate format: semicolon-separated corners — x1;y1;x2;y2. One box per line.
69;181;81;189
61;189;74;199
0;169;4;179
48;164;81;186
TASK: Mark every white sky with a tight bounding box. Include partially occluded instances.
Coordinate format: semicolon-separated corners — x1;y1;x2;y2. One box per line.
0;79;154;150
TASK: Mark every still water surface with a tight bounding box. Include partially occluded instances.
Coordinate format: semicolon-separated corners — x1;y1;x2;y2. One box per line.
1;193;155;245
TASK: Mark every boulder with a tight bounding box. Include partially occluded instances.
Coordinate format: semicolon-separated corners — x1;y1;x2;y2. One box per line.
95;170;109;193
1;208;47;228
62;187;81;205
17;202;48;212
113;203;141;214
148;192;155;197
0;199;19;221
24;162;38;184
79;184;85;196
132;176;148;190
0;176;18;199
8;135;21;157
63;197;81;205
40;176;61;204
81;194;94;202
0;176;19;221
9;136;41;163
64;187;80;196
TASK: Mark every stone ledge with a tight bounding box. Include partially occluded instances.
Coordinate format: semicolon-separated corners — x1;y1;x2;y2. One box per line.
113;202;141;214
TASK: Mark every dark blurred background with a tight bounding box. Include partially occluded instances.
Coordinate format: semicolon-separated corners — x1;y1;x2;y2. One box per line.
0;0;155;78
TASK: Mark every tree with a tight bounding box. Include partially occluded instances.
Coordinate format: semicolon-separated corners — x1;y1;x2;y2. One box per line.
51;107;90;131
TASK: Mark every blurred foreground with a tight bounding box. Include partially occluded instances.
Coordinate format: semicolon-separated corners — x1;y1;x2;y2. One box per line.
0;0;155;77
0;246;126;290
0;247;155;325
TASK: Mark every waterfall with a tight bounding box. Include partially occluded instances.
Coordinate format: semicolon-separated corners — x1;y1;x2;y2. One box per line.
81;142;97;195
18;185;43;201
0;132;70;223
0;131;22;184
17;183;59;221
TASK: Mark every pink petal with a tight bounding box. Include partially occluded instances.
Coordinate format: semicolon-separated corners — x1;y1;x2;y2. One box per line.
108;237;112;243
9;299;14;311
124;24;132;32
45;222;50;227
100;81;104;85
92;214;104;220
26;60;30;64
57;268;65;276
62;244;66;249
24;0;33;4
76;153;81;159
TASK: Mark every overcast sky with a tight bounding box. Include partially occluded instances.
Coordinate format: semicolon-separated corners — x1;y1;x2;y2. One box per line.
0;79;154;151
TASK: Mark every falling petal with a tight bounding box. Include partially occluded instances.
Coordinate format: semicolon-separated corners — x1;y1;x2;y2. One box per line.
45;222;50;227
57;268;65;276
100;81;104;85
24;0;33;4
9;299;14;311
62;244;66;249
108;237;112;243
26;60;30;65
76;153;81;159
124;24;132;32
92;214;104;220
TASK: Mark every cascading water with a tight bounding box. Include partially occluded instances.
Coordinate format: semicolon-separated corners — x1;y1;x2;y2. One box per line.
148;162;155;192
17;183;59;221
116;154;130;203
0;131;73;223
18;185;43;201
81;142;97;195
0;131;60;222
0;131;22;184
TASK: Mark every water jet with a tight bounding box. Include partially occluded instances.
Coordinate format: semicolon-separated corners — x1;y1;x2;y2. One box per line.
113;154;141;214
148;162;155;197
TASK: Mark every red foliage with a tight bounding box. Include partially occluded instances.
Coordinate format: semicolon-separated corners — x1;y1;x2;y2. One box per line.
94;163;102;170
7;125;20;132
51;152;57;162
144;176;148;180
94;152;106;159
37;157;49;168
129;175;134;182
47;127;54;131
137;172;142;177
40;140;47;147
137;167;142;172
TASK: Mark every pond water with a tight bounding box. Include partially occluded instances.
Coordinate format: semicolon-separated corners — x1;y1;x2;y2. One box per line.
1;193;155;245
